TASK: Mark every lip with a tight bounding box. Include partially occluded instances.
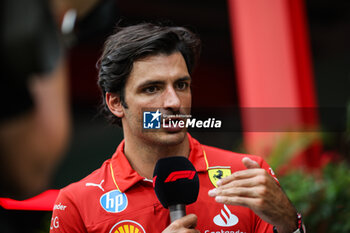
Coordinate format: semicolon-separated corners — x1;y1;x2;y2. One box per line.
162;117;186;132
163;116;183;122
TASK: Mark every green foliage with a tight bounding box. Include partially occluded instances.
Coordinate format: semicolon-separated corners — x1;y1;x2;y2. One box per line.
280;162;350;233
268;133;319;171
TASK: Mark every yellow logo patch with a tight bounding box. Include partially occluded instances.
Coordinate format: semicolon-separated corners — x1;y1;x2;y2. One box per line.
208;167;231;188
110;220;146;233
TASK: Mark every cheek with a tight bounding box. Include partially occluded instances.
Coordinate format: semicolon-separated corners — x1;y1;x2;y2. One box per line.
181;92;192;106
124;104;145;124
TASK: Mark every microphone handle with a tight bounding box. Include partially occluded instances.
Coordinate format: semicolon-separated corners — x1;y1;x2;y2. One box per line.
169;204;186;222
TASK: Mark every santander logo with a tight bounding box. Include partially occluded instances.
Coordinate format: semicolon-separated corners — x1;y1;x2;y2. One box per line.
213;205;239;227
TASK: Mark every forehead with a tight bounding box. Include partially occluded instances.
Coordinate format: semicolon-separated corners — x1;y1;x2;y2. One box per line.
127;52;190;85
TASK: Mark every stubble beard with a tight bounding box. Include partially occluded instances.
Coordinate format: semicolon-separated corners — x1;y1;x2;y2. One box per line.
140;128;188;147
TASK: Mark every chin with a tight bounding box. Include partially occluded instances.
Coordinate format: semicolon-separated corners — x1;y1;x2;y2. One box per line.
146;130;187;146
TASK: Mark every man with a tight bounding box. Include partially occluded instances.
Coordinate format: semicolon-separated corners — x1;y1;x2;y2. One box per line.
50;23;304;233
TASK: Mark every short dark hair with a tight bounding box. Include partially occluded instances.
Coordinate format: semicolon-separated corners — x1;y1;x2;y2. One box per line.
97;22;201;126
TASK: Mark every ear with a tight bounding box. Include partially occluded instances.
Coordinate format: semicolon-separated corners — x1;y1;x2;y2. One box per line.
105;92;125;118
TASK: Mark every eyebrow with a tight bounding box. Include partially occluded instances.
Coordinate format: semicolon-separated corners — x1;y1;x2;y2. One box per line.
176;76;192;82
138;76;192;88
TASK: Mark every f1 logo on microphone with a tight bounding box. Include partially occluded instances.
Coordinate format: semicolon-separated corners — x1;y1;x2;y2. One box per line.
165;171;196;182
153;170;196;187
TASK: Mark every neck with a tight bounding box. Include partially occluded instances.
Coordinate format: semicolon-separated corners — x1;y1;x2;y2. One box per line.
123;133;190;180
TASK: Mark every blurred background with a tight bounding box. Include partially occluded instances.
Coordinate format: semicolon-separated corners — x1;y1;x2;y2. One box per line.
0;0;349;232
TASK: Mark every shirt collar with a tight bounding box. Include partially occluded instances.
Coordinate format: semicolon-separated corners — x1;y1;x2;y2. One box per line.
110;133;209;193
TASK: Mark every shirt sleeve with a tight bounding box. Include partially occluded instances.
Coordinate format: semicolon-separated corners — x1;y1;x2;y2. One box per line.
258;156;280;184
50;188;87;233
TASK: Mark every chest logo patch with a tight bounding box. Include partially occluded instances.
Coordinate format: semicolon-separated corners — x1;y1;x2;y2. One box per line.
208;166;231;188
109;220;146;233
214;204;239;227
100;190;128;213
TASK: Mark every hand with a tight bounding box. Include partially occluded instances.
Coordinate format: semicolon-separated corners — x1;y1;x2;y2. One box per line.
208;157;297;233
162;214;200;233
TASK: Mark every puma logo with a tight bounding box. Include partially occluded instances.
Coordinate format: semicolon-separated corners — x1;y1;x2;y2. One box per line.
86;180;105;191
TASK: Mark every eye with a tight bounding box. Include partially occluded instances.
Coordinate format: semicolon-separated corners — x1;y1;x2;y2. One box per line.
143;86;159;94
176;81;189;90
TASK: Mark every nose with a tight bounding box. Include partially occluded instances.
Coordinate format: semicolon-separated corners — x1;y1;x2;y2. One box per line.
163;86;181;111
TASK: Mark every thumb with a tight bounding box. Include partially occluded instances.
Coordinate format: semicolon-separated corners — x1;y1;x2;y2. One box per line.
242;157;260;169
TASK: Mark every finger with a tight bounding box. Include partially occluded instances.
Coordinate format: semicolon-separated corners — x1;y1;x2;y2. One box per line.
217;168;265;186
175;214;198;228
209;187;260;198
211;176;261;195
242;157;261;169
214;195;257;208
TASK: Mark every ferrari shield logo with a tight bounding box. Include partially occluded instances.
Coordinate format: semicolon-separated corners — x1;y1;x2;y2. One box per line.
208;166;231;187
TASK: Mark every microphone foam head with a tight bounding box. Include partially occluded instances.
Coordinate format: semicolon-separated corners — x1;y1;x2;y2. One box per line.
153;156;199;208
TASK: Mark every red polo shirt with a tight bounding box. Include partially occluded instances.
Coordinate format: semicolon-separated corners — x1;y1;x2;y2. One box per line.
50;134;275;233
